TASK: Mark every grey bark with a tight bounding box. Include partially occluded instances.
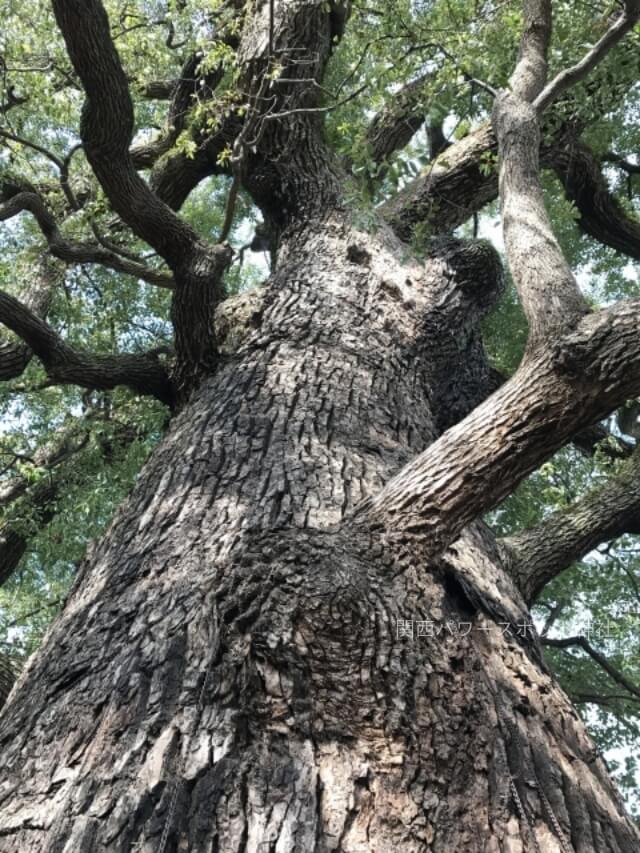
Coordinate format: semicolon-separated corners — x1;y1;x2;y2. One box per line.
0;213;638;853
0;1;639;851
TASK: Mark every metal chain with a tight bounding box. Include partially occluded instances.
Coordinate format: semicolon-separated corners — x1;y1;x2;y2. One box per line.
537;785;574;853
478;655;572;853
509;778;543;853
503;707;573;853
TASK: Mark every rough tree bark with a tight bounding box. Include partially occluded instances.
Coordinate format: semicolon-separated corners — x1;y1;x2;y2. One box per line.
1;1;640;851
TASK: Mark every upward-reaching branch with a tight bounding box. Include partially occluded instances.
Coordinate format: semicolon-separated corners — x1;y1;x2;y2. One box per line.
357;0;640;561
50;0;233;397
494;1;639;345
50;0;201;269
533;1;640;112
493;0;589;343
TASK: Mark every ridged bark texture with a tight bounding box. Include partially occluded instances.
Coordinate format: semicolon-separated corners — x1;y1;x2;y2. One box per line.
0;218;637;852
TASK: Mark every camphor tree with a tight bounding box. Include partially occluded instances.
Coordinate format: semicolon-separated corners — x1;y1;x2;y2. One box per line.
1;0;640;848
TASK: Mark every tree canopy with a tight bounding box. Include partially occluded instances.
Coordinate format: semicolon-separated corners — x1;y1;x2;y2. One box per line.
1;0;640;817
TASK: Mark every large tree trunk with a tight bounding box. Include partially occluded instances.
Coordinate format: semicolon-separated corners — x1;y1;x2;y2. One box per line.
0;217;637;852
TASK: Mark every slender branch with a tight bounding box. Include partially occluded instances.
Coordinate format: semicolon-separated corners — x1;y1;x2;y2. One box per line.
0;288;173;404
0;128;64;170
572;692;640;708
542;635;640;701
533;3;640;113
2;131;81;211
539;598;567;638
0;192;175;288
0;86;28;114
603;151;640;175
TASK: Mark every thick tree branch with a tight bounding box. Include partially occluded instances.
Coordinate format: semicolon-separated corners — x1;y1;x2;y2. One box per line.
504;442;640;602
130;49;231;169
383;123;640;264
503;447;640;603
494;92;590;341
364;73;430;166
0;426;91;585
357;0;640;568
138;79;177;100
225;0;348;227
381;121;640;261
0;192;175;288
490;367;635;459
571;422;634;460
551;140;640;260
493;0;638;343
380;123;497;239
0;256;58;382
0;655;17;709
0;289;173;404
149;130;236;210
51;0;238;394
0;416;140;586
0;476;58;586
493;0;589;343
356;299;640;561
